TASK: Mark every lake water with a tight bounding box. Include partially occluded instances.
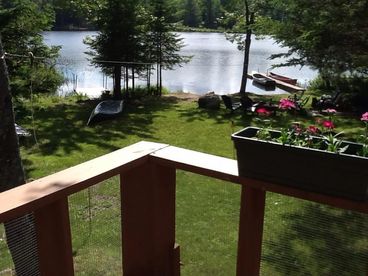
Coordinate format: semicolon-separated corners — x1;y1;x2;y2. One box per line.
43;31;317;97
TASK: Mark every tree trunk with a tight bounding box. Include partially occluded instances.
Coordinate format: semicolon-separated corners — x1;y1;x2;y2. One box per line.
158;40;163;96
147;66;151;92
113;65;122;99
159;64;163;96
156;63;159;96
0;35;40;275
239;1;254;98
125;66;129;97
239;29;252;96
132;66;135;93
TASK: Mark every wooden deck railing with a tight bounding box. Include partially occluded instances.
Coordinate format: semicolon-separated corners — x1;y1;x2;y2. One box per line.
0;141;367;275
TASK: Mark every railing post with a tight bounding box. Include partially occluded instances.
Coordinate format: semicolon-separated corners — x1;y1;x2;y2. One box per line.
121;161;177;276
236;185;266;276
34;198;74;276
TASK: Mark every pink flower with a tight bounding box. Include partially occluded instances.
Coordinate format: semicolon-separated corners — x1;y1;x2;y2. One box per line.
256;107;271;116
279;98;296;110
324;108;337;114
322;120;335;129
361;112;368;122
307;125;320;134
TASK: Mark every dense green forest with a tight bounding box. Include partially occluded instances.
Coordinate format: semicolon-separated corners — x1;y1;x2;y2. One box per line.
51;0;241;30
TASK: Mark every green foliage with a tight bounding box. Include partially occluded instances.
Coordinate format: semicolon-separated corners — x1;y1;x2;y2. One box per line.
359;144;368;157
201;0;221;28
261;0;368;77
84;0;144;98
308;76;368;115
48;0;271;32
142;0;191;95
51;0;93;30
322;131;348;153
183;0;201;27
0;0;62;96
255;127;272;141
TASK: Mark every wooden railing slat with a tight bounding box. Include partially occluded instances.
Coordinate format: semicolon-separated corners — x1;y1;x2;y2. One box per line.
236;186;266;276
121;161;177;275
34;198;74;276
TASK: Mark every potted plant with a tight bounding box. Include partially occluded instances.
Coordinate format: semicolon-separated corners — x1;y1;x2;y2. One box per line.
232;111;368;201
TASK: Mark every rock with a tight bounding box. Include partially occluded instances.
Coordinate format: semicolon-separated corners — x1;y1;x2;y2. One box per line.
198;92;221;110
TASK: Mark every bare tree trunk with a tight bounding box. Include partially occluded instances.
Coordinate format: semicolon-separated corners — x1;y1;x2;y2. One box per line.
155;63;158;96
125;66;129;97
239;30;252;95
0;35;40;275
113;65;122;99
158;39;163;96
132;66;135;93
159;64;163;96
147;65;151;92
239;1;254;97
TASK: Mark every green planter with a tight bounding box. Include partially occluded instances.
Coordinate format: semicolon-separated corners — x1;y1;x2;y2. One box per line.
232;127;368;201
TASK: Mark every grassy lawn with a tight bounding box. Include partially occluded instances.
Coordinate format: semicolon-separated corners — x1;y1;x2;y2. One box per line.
1;92;367;275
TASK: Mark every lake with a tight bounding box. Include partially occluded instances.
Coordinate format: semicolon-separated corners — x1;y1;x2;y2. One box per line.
43;31;317;97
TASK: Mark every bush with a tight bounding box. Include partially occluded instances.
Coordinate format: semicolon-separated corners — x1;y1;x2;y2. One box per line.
309;75;368;96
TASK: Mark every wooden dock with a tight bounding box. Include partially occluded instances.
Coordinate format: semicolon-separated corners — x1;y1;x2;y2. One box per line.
252;72;305;93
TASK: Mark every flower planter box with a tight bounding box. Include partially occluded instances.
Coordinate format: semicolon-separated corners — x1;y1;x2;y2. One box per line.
232;127;368;201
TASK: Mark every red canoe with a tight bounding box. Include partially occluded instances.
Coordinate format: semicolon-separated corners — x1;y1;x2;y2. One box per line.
268;72;298;85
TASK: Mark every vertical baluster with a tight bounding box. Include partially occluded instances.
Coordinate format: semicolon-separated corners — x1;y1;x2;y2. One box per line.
236;185;266;276
121;161;177;275
34;198;74;276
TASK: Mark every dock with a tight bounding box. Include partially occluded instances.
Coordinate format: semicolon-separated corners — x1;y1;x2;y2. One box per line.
247;72;305;93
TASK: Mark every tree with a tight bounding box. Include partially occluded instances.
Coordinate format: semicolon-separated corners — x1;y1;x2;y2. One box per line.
261;0;368;78
0;34;40;276
0;0;62;97
84;0;143;99
239;0;254;95
222;0;257;97
51;0;92;30
147;0;190;95
183;0;201;27
202;0;221;28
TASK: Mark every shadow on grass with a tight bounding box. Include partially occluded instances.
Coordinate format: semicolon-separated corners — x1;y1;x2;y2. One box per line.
262;203;368;275
18;96;179;156
177;104;257;128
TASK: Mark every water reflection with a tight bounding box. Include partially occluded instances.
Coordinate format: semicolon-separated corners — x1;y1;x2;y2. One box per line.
43;31;317;97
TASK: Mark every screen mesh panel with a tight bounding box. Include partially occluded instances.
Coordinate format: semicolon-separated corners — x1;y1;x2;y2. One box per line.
0;223;14;275
69;177;122;275
260;193;368;275
176;171;241;275
0;214;40;276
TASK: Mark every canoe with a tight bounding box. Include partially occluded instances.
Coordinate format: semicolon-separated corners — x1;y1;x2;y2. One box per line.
268;72;298;85
252;73;276;87
87;100;124;125
252;80;276;91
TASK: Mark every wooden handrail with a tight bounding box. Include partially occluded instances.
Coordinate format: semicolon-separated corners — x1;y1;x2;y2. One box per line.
1;141;367;276
0;141;168;223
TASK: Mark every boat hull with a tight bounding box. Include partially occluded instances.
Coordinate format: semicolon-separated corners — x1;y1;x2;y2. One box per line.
87;100;124;125
252;73;276;87
268;72;297;85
